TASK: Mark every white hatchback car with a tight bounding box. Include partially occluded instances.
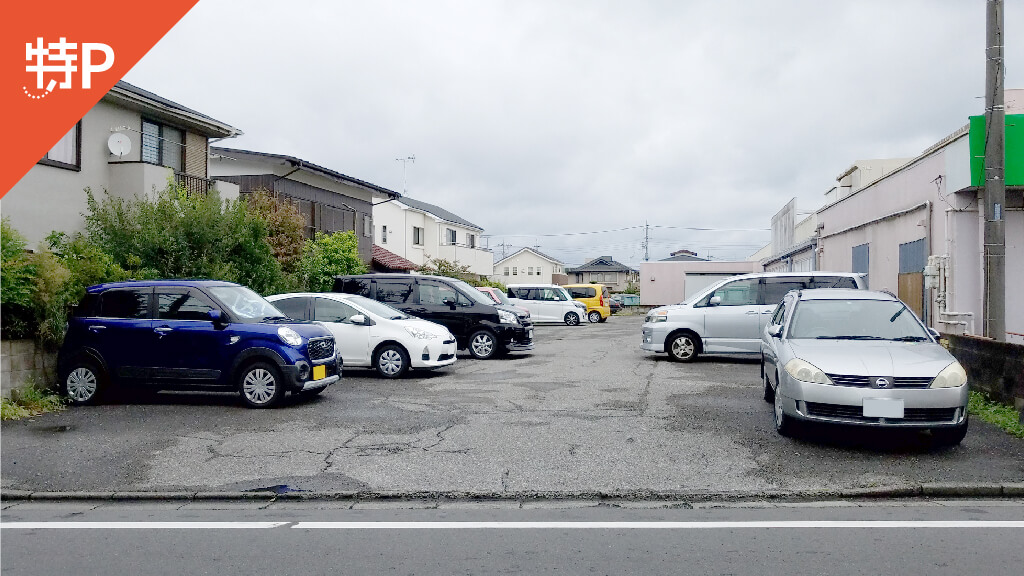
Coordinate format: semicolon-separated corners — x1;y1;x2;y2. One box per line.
267;293;457;378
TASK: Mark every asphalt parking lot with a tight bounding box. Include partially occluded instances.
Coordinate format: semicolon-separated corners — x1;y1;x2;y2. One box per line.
2;315;1022;496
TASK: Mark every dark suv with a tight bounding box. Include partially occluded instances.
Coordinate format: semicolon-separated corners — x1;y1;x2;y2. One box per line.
58;280;341;408
333;274;533;359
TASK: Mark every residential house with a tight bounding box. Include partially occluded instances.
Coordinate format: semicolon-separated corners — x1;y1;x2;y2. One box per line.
567;256;639;293
210;148;400;264
2;81;242;247
372;196;493;276
493;247;567;285
813;91;1024;340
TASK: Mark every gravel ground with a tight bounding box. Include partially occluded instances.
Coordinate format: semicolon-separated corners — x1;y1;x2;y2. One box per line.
2;315;1022;495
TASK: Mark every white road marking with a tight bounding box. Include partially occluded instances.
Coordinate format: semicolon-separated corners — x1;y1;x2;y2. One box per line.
2;521;1022;530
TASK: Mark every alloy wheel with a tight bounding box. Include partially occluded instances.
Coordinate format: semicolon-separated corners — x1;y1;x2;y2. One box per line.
471;332;495;358
669;335;696;361
588;311;601;323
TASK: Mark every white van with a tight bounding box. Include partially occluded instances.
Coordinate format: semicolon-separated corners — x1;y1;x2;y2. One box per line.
507;284;589;325
641;272;867;361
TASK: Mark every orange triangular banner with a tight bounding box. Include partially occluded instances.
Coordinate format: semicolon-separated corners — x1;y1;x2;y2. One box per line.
0;0;200;198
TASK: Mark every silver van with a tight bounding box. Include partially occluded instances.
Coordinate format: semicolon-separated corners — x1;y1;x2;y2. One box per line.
640;272;867;362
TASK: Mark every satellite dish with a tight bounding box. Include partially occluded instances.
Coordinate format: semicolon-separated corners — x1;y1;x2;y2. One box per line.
107;133;131;157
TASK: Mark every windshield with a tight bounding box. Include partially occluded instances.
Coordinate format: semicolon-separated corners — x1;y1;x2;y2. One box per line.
346;295;412;320
788;299;930;340
485;288;512;306
553;287;572;302
207;285;285;322
449;279;498;306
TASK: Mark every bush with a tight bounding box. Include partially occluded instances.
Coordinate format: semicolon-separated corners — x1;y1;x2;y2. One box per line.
1;218;36;338
82;183;285;294
419;256;505;289
246;189;305;274
1;378;65;420
299;230;367;292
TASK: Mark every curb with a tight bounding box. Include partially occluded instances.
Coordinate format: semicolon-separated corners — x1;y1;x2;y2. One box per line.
3;484;1024;503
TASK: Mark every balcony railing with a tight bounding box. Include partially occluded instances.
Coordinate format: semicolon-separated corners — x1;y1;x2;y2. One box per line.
174;172;215;197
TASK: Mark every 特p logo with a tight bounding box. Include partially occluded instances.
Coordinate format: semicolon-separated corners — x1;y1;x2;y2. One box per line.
24;37;114;100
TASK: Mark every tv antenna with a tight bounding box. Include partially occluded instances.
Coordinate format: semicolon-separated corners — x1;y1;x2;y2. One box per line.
395;155;415;194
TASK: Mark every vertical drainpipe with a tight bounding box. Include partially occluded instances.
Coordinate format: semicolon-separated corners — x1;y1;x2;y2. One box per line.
924;200;932;326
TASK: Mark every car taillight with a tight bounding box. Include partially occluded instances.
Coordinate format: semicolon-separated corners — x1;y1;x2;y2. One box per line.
599;294;604;306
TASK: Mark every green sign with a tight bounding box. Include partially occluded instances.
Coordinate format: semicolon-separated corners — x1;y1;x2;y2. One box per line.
969;114;1023;186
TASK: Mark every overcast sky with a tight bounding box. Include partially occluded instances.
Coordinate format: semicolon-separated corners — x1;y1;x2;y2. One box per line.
124;0;1022;267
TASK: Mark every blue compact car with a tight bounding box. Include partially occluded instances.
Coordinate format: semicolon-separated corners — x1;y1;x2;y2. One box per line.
58;280;341;408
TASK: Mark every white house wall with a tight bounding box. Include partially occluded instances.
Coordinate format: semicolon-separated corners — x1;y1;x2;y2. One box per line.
494;252;564;285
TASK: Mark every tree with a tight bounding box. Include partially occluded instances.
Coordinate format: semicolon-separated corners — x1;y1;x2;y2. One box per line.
299;230;367;292
418;256;503;289
246;189;304;274
1;218;37;338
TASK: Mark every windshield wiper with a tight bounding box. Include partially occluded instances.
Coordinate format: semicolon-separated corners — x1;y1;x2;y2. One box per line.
814;335;886;340
890;335;928;342
889;306;907;322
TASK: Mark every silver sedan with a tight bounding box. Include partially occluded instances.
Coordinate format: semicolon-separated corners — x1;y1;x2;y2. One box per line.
760;289;969;445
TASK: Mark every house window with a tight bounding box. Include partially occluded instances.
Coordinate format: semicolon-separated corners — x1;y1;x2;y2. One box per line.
446;228;457;245
512;267;518;276
537;266;542;276
39;121;81;170
852;243;870;288
504;267;510;276
381;225;388;244
528;267;534;276
467;233;476;248
591;272;617;283
412;226;424;246
363;214;372;237
141;119;184;172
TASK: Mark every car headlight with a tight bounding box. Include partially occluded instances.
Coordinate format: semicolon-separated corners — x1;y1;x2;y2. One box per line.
646;310;668;323
498;309;518;324
278;326;303;347
405;326;440;340
784;358;832;384
932;361;967;388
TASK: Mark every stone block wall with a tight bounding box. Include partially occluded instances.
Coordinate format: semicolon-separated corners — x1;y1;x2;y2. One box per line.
944;334;1024;421
1;340;57;397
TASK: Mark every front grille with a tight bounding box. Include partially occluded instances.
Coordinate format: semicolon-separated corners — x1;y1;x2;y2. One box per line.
805;402;957;424
826;374;934;389
307;337;335;361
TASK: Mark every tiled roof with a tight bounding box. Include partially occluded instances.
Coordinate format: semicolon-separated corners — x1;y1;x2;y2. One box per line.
398;197;482;230
567;256;637;273
372;244;419;270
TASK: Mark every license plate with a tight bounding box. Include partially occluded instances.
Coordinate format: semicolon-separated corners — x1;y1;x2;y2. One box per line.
863;398;904;418
312;365;326;380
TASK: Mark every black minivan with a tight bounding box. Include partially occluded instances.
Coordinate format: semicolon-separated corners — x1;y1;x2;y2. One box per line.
333;274;533;359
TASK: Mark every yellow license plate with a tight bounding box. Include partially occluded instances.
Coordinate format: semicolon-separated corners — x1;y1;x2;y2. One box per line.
312;365;326;380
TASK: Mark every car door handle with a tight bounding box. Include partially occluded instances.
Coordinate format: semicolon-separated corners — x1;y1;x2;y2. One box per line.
761;310;773;314
154;326;173;334
745;311;759;315
88;325;107;333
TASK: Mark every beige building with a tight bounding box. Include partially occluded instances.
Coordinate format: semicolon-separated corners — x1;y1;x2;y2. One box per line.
493;248;567;285
3;81;242;247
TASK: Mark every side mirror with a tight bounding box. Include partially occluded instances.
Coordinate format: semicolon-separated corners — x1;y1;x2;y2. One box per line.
350;314;367;326
709;296;722;307
768;324;783;338
927;327;940;339
208;309;227;329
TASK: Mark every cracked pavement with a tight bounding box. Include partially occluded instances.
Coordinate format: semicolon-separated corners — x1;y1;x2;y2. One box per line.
2;316;1022;495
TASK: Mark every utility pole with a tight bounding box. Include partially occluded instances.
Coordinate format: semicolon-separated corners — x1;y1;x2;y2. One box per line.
983;0;1006;341
643;221;650;261
395;155;415;195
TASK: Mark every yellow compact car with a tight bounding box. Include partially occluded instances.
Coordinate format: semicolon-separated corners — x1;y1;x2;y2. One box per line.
563;284;611;323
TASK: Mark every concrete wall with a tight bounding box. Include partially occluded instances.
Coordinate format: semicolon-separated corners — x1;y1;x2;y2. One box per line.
494;251;566;285
1;340;57;398
944;334;1024;420
639;260;760;306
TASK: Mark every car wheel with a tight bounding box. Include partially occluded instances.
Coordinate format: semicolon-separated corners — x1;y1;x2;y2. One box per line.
667;333;699;362
564;312;580;326
374;344;409;378
773;377;797;437
931;415;969;447
63;361;104;405
468;330;497;359
238;361;286;408
588;311;602;323
763;369;775;403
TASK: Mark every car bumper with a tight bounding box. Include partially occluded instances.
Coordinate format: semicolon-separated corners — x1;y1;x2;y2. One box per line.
410;339;458;368
281;355;342;392
498;324;534;351
779;376;968;428
640;325;667;352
